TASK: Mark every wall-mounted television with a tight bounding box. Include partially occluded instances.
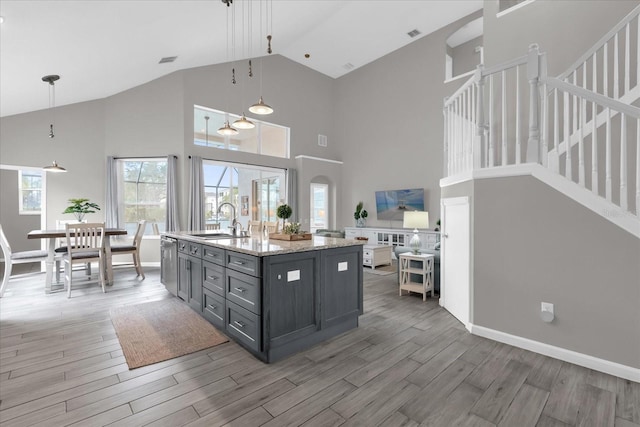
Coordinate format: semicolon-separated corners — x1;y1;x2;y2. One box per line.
375;188;425;221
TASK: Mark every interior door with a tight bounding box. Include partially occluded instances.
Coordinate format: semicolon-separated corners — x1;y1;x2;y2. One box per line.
441;196;471;329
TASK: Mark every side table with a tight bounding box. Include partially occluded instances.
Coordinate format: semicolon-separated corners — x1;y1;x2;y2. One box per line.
399;252;434;301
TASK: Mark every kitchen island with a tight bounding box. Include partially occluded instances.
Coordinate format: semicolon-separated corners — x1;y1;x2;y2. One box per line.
162;231;364;363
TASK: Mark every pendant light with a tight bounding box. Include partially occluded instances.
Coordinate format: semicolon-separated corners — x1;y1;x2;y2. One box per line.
249;0;274;115
233;113;255;129
41;75;67;173
218;120;239;136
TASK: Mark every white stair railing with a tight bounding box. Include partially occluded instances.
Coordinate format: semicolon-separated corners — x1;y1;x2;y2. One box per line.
444;45;640;219
558;5;640;101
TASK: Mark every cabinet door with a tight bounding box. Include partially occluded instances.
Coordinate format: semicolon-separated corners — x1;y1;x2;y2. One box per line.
188;256;203;312
264;252;319;348
177;252;189;301
321;246;363;329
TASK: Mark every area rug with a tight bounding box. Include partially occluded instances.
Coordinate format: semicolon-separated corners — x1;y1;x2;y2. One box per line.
364;262;397;276
109;298;228;369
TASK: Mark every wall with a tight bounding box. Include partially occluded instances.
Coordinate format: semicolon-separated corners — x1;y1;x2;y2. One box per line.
0;100;106;229
451;36;483;77
334;12;477;230
473;175;640;369
483;0;639;74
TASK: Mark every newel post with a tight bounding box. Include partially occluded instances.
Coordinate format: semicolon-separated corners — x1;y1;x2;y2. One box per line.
527;44;541;163
474;65;486;170
443;97;450;177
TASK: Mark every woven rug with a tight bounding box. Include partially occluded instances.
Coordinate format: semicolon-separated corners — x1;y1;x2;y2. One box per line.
110;298;228;369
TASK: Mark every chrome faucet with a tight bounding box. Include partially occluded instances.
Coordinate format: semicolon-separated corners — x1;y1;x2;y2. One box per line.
217;202;242;236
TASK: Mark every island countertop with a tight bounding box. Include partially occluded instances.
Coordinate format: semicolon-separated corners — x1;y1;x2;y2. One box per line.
164;231;364;257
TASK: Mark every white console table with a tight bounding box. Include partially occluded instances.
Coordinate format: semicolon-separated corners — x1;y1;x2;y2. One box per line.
345;226;439;251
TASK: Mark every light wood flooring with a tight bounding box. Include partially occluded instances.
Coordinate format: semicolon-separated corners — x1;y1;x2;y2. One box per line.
0;266;638;427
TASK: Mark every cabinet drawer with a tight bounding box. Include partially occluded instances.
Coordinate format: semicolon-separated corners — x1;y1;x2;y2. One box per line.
203;246;225;265
363;249;373;257
363;258;372;266
203;289;225;330
180;242;201;257
227;252;260;277
203;261;225;296
226;301;261;353
226;269;261;315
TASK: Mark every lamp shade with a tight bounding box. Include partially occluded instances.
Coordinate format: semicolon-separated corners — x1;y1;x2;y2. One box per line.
403;211;429;229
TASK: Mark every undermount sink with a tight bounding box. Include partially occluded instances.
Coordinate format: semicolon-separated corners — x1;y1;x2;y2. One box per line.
189;232;236;239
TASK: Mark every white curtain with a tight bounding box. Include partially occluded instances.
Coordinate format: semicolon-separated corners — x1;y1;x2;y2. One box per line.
287;168;298;223
105;156;119;228
188;156;205;231
165;155;180;232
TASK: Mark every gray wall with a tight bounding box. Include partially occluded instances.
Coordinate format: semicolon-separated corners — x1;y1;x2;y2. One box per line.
333;12;479;230
0;100;106;229
451;36;483;77
483;0;639;74
473;176;640;368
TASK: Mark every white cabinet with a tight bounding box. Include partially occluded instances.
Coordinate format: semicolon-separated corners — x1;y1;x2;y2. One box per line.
345;227;440;251
363;244;392;269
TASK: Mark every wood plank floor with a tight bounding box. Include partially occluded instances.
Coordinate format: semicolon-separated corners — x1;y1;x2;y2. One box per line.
0;267;638;427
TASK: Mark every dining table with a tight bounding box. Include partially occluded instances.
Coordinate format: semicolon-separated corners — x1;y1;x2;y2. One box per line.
28;228;128;293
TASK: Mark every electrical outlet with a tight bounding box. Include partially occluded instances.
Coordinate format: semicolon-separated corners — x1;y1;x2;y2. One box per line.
541;302;554;323
318;134;327;147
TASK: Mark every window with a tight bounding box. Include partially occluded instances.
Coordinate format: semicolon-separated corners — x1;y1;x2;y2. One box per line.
18;170;42;214
310;183;328;233
203;159;286;230
194;105;290;159
117;158;167;235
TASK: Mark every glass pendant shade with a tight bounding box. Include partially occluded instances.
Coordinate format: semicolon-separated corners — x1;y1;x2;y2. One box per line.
217;120;239;136
43;160;67;173
248;96;273;115
233;113;255;130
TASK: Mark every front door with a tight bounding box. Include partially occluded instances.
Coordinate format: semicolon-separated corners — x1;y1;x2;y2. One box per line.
441;196;471;329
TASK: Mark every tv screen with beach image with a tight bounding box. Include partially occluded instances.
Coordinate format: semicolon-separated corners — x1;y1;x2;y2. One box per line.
375;188;425;221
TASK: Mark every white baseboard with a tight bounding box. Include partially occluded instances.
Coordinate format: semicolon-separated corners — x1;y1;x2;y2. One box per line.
470;324;640;383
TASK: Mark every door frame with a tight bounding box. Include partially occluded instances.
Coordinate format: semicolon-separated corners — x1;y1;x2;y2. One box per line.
440;196;472;329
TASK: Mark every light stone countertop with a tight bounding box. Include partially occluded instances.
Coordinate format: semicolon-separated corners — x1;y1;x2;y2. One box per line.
164;231;364;257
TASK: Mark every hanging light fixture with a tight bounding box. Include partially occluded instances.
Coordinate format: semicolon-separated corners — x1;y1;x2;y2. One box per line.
249;1;274;115
41;74;66;173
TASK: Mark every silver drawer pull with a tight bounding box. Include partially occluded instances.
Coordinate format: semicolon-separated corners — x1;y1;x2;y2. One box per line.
208;304;217;310
207;275;219;280
232;260;245;265
234;287;247;293
233;320;246;328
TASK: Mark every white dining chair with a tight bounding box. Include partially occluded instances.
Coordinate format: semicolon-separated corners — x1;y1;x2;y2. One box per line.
0;224;54;297
247;220;263;236
64;222;106;298
110;220;146;279
264;221;279;234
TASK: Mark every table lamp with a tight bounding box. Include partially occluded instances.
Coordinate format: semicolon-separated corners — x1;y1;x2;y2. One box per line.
403;211;429;254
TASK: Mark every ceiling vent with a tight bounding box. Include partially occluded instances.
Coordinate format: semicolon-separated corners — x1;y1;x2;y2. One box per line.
407;29;421;38
343;63;354;70
159;56;177;64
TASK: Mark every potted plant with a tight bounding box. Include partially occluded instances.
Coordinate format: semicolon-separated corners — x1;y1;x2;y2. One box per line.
63;198;100;222
276;204;293;230
434;219;441;231
354;201;368;227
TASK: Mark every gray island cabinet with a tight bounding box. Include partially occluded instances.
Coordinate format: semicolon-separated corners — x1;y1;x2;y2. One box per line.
166;232;364;363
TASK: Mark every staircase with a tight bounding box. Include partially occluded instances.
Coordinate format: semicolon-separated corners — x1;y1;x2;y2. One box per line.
443;5;640;238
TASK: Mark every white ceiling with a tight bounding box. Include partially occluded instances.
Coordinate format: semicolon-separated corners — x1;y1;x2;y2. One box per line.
0;0;482;118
